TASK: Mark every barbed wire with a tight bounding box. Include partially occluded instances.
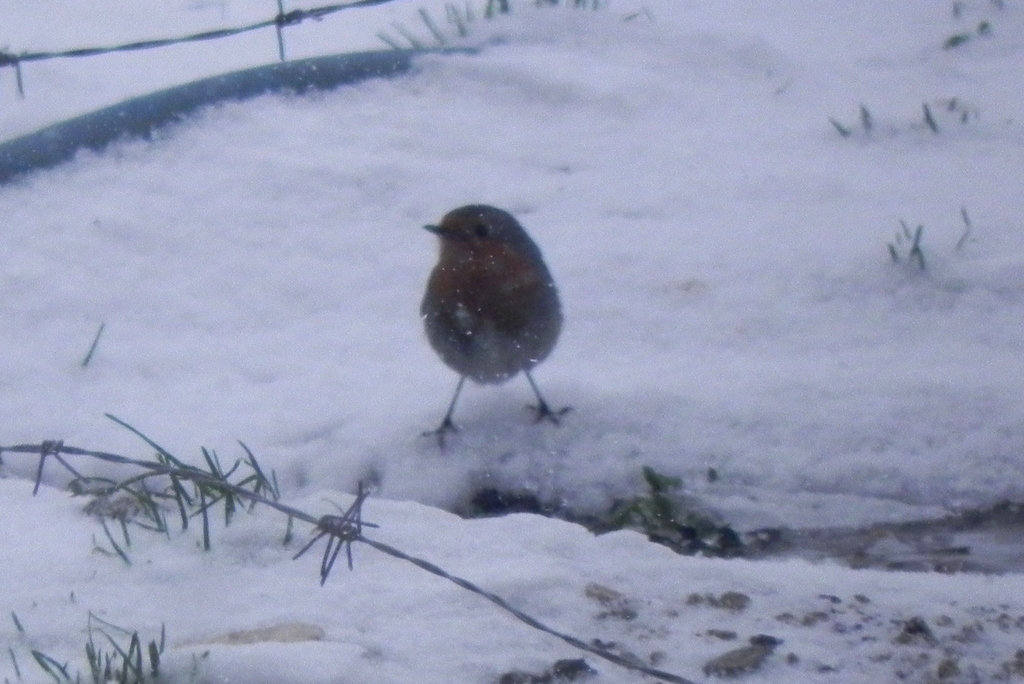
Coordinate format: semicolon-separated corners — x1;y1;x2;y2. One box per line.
0;0;404;97
0;417;698;684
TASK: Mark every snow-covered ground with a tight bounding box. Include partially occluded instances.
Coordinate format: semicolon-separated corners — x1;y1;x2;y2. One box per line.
2;1;1024;682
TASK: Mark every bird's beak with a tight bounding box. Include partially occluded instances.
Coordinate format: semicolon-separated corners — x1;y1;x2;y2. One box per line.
423;224;442;235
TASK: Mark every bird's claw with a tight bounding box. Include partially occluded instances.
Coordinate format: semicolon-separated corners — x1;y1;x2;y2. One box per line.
423;416;459;448
530;401;571;425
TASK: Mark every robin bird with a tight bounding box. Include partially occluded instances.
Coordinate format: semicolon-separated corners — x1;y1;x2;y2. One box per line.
421;204;568;445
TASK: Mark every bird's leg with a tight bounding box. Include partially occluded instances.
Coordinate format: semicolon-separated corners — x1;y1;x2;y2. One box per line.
423;376;466;447
524;371;570;425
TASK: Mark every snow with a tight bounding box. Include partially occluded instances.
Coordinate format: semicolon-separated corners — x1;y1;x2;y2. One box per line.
2;0;1024;682
7;482;1024;683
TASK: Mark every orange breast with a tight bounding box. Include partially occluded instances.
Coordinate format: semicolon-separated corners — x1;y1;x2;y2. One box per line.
428;241;546;335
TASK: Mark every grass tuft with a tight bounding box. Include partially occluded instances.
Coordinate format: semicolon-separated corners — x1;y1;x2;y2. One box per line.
955;205;974;251
944;18;995;49
391;22;425;49
97;518;132;566
446;3;470;36
889;220;927;272
922;103;939;133
375;32;404;49
378;0;612;50
8;647;21;680
83;614;164;684
418;8;447;45
485;0;510;17
609;466;742;558
30;651;71;684
80;322;106;368
859;104;873;133
828;117;852;137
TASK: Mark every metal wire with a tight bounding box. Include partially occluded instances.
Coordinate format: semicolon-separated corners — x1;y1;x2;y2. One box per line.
0;0;403;96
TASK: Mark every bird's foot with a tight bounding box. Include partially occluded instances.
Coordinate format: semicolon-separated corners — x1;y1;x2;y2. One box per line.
529;401;571;425
423;416;459;448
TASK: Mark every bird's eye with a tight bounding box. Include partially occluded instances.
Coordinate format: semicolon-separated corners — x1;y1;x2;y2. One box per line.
473;223;490;238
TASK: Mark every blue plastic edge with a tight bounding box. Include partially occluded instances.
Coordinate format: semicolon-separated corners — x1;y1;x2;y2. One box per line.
0;48;456;186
